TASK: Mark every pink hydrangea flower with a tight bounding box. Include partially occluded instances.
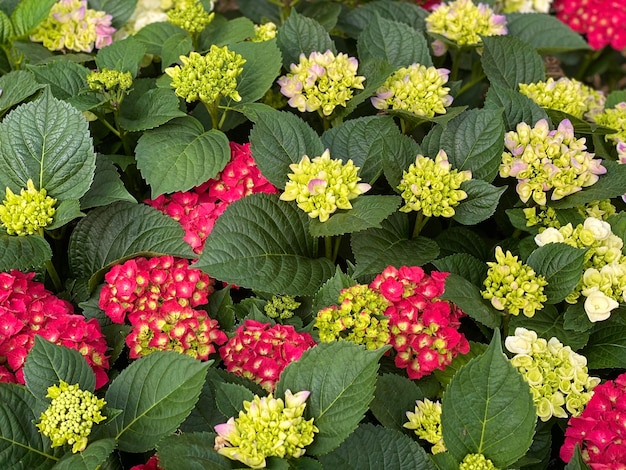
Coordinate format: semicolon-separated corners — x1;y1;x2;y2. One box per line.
554;0;626;50
130;455;162;470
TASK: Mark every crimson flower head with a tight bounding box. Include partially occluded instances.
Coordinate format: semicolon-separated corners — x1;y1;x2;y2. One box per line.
554;0;626;50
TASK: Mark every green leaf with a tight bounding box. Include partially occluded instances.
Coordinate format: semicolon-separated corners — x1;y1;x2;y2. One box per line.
157;432;233;470
0;383;63;468
381;133;422;192
87;0;138;29
118;79;186;132
247;107;324;189
296;2;341;31
28;60;89;101
319;423;436;470
436;226;490;260
311;267;357;313
0;10;13;43
52;438;116;470
357;16;431;68
0;233;51;271
609;212;626;246
481;35;544;89
441;273;502;328
432;253;488;287
0;70;44;115
135;117;230;198
441;330;536;468
544;108;616;135
133;22;187;56
196;193;335;296
160;33;193;71
180;381;226;433
484;84;548;131
198;15;255;49
453;180;506;225
581;311;626;369
370;374;424;432
506;13;592;53
605;90;626;109
351;212;440;278
68;201;195;280
563;301;595;333
79;154;136;210
45;199;84;231
101;352;210;453
526;243;585;304
95;36;146;77
434;341;488;389
309;196;401;238
214;382;255;419
565;445;591;470
343;1;427;37
0;88;96;201
275;342;387;455
276;10;336;68
10;0;56;38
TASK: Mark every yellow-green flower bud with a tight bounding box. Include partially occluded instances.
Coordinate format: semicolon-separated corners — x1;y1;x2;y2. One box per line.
167;0;214;34
264;295;300;320
398;149;471;218
523;206;560;229
87;69;133;93
459;453;499;469
404;398;446;454
252;22;277;42
593;101;626;144
0;179;56;236
36;381;106;453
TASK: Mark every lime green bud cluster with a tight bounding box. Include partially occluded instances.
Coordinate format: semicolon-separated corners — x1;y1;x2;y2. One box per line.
165;46;245;104
214;390;318;468
398;150;471;218
404;398;446;454
315;284;390;350
280;150;371;222
252;22;277;42
36;381;106;453
523;206;560;230
425;0;507;47
264;295;300;320
481;247;548;317
578;199;617;221
505;328;600;421
459;453;499;469
371;64;453;117
277;50;365;116
519;78;605;120
0;179;56;236
87;69;133;93
593;101;626;144
167;0;214;34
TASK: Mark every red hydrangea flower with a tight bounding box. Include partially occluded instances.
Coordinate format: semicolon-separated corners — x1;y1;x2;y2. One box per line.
415;0;443;10
146;142;277;253
0;270;109;388
370;266;469;380
553;0;626;50
130;455;162;470
219;320;316;391
561;372;626;468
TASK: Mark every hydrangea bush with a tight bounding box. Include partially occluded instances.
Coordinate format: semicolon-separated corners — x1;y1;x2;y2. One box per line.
0;0;625;469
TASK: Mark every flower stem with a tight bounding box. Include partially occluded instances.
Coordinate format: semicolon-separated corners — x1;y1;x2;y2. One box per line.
412;212;430;238
45;260;63;292
325;236;333;261
205;101;221;130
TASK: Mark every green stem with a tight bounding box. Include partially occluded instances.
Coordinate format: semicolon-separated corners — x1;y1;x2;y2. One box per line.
205;101;221;130
94;112;121;138
113;110;132;156
501;312;511;339
44;260;63;292
332;235;341;262
456;72;486;98
412;212;430;238
450;48;462;83
324;236;333;261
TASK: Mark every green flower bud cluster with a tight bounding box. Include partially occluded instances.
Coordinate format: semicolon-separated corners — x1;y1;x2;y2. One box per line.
0;179;56;236
167;0;214;34
505;328;600;422
425;0;507;47
578;199;617;221
500;119;606;205
280;149;371;222
404;398;446;454
214;390;318;468
264;295;300;320
481;247;548;317
315;284;390;350
36;381;107;453
87;69;133;93
523;200;615;231
165;46;245;104
371;64;453;117
277;50;365;116
593;101;626;144
252;22;277;42
459;453;499;469
519;77;605;120
398;149;471;218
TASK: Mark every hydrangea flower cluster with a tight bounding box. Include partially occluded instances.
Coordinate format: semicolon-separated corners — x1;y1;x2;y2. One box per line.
146;142;277;253
481;247;548;317
593;101;626;144
505;328;600;422
0;270;109;388
315;284;390;350
277;50;365;116
523;200;616;231
518;78;605;120
167;0;215;34
425;0;507;48
500;119;606;205
214;390;318;468
30;0;115;53
459;453;498;469
398;150;471;218
499;0;552;13
370;266;470;380
87;69;133;94
553;0;626;50
165;46;245;104
280;149;371;222
404;398;445;454
219;320;316;391
560;371;626;467
120;0;170;35
130;455;162;470
36;381;106;453
264;295;300;320
0;179;56;236
252;22;277;42
371;64;453;117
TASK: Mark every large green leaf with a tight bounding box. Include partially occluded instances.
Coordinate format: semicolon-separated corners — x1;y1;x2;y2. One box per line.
101;352;210;453
87;0;138;29
0;232;51;271
275;342;387;455
357;16;431;68
196;193;335;296
135;117;230;198
157;432;233;470
276;10;336;68
133;22;187;56
436;226;491;260
581;311;626;369
10;0;56;38
95;36;146;77
434;341;488;389
318;423;436;470
79;154;136;210
118;79;186;132
441;273;502;328
68;201;195;280
160;33;193;71
381;133;422;192
351;212;440;278
52;439;116;470
198;16;255;50
370;373;424;432
23;337;96;401
296;2;341;31
311;267;357;313
441;330;536;468
28;61;89;101
214;382;254;419
0;70;44;115
0;88;96;201
506;13;592;54
453;180;506;225
0;10;12;43
432;253;487;287
481;35;545;89
484;84;548;131
343;1;427;37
